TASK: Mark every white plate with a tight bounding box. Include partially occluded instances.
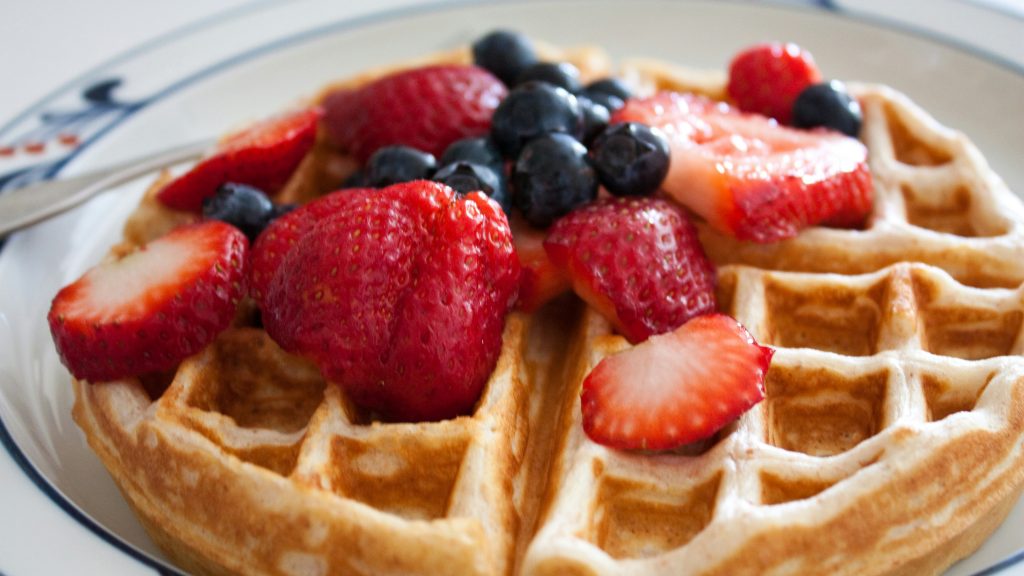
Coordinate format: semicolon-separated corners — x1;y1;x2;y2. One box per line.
1;1;1023;574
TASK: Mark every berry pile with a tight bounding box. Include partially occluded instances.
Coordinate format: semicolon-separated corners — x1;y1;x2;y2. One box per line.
51;32;881;450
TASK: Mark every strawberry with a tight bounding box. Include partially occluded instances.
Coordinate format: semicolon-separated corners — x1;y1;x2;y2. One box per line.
262;181;519;421
544;197;716;344
581;313;772;451
613;92;873;243
513;223;570;312
48;221;248;382
157;107;322;212
248;188;375;306
322;65;507;164
727;42;821;124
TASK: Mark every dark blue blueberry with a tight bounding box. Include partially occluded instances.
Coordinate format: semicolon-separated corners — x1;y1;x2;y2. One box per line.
472;30;538;86
491;81;583;157
515;62;582;93
434;161;510;213
365;145;437;187
580;77;632;112
272;203;297;218
512;133;597;228
439;137;504;172
202;183;276;241
343;169;369;189
589;122;670;197
792;80;862;137
576;95;610;145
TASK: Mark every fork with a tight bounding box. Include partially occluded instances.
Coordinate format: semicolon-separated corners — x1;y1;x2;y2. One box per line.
0;139;212;239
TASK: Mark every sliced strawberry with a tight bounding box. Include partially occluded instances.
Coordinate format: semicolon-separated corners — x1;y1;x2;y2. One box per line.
544;197;716;344
322;65;506;163
263;181;519;421
727;42;821;124
582;313;772;451
248;187;376;306
48;221;248;381
157;107;322;212
513;222;570;312
613;92;873;243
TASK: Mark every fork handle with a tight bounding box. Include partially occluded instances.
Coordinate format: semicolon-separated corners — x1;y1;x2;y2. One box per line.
0;139;212;239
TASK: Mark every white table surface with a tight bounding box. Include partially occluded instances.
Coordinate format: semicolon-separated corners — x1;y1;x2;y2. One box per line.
1;1;1022;575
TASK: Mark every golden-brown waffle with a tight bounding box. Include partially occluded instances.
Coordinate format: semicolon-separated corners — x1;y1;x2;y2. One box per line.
71;44;1024;576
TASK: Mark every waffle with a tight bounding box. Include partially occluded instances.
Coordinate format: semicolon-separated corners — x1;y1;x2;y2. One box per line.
69;42;1024;576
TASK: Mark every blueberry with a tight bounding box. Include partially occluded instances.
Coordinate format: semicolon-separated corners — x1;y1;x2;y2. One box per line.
580;78;632;112
439;137;504;172
515;62;582;93
589;123;670;197
513;133;597;228
472;30;538;86
202;183;276;241
576;95;611;145
365;145;437;187
792;80;862;137
491;81;583;157
434;161;510;213
272;203;297;218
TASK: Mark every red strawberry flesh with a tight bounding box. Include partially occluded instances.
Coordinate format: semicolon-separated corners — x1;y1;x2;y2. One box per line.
157;107;322;212
322;65;506;163
613;92;873;243
48;221;248;381
513;222;570;312
263;181;519;421
582;313;772;451
544;197;716;344
727;42;821;125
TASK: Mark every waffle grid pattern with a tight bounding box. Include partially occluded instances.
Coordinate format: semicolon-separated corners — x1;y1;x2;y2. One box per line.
69;46;1024;576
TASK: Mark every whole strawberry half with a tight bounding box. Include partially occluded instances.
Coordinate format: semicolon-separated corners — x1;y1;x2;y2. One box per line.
157;107;322;212
613;92;873;243
727;42;821;125
322;65;507;163
48;221;248;382
545;197;716;344
582;313;772;451
262;181;520;421
248;187;375;306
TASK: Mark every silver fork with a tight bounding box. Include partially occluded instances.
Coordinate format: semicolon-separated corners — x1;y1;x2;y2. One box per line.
0;139;212;239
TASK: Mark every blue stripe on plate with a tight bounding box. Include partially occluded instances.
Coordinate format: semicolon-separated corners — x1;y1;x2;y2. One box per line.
0;0;1022;574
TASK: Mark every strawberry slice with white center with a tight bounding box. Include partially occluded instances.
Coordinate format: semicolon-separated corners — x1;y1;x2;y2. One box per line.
157;107;322;212
581;313;772;451
612;92;873;243
48;221;248;382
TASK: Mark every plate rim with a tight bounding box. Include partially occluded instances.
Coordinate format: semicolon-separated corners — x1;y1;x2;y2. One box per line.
1;0;1023;574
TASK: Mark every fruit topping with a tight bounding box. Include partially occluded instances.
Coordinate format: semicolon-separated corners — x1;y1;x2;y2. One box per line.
433;161;510;213
439;136;504;172
727;42;821;125
472;30;539;86
48;221;248;381
514;223;570;312
157;107;321;212
262;181;519;421
515;61;582;93
544;197;716;343
202;183;278;241
322;65;506;163
512;133;598;228
365;145;438;187
614;92;873;242
793;80;863;137
575;94;611;145
248;188;374;307
491;82;583;157
581;313;772;451
581;77;632;112
589;122;670;197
